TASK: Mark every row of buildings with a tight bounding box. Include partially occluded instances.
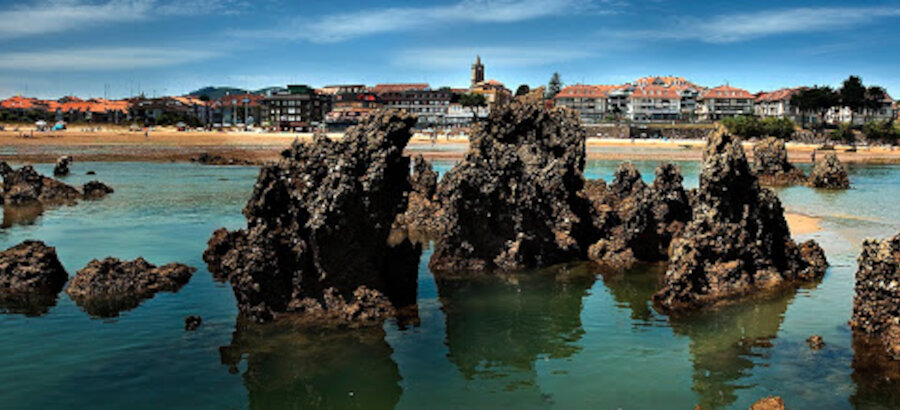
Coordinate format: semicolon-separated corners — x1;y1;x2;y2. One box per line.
554;76;896;125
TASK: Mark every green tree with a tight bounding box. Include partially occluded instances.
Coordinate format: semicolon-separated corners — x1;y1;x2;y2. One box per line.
839;76;866;125
459;93;487;121
721;115;763;139
761;117;796;140
546;73;562;99
830;123;855;145
863;120;899;144
515;84;530;97
793;86;839;133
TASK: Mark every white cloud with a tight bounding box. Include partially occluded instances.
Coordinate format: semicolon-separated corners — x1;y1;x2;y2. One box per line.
234;0;615;43
395;45;596;70
0;0;154;39
629;6;900;43
157;0;250;16
0;47;222;71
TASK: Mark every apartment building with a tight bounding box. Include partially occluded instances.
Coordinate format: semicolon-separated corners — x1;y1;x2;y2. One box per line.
262;84;330;131
755;88;803;123
698;85;755;120
628;85;681;121
554;85;610;124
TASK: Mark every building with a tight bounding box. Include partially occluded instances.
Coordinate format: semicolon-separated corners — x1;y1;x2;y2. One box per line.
262;84;330;131
213;94;265;126
127;96;202;125
446;103;488;127
628;85;681;122
825;93;895;125
369;83;430;95
318;84;366;96
325;92;383;129
470;79;512;109
698;85;755;120
377;87;454;127
471;56;484;88
554;85;611;124
754;88;805;124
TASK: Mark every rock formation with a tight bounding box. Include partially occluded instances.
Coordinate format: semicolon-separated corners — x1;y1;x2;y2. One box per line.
53;155;72;177
807;335;825;350
185;315;202;331
203;111;421;324
65;257;195;317
429;102;596;274
82;181;114;199
393;155;442;236
190;153;259;166
0;240;68;315
850;232;900;359
752;137;806;186
751;396;785;410
653;130;828;311
808;152;850;189
1;163;80;206
585;162;692;270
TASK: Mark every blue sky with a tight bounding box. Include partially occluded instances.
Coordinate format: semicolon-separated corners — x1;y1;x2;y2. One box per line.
2;0;900;99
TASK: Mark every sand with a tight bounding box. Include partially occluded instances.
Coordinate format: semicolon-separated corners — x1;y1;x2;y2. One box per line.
785;212;823;236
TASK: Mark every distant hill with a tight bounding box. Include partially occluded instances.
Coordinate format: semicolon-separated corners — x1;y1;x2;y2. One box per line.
186;86;286;99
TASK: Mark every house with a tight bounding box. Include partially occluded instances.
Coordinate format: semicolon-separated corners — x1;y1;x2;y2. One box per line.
755;88;804;123
377;87;454;128
554;85;612;124
628;85;681;122
325;92;383;129
698;85;755;120
825;93;895;125
262;84;331;131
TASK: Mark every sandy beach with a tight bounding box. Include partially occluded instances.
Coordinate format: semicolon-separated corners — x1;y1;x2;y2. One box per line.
2;126;900;164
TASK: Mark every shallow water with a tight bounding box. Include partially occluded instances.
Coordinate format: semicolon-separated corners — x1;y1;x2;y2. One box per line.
0;160;898;409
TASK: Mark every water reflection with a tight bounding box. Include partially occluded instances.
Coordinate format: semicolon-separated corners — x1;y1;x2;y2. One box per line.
219;317;402;409
0;292;61;316
598;263;666;325
851;333;900;408
2;204;44;228
436;263;596;387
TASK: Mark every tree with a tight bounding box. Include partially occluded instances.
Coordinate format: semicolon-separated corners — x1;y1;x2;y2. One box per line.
199;94;211;127
459;93;487;121
863;120;899;145
838;76;889;124
761;117;796;140
546;73;562;99
515;84;530;97
793;86;839;133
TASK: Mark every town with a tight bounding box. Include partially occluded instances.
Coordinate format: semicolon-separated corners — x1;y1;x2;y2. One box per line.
0;56;896;144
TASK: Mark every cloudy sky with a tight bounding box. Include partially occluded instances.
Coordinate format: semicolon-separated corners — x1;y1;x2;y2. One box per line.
2;0;900;98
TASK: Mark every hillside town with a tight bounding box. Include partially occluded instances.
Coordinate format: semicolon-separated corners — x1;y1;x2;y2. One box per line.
0;57;896;137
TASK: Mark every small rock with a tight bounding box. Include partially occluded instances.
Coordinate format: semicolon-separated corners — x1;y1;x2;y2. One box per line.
86;171;96;175
184;315;202;331
82;180;114;199
807;335;825;350
808;152;850;189
53;155;72;177
750;396;785;410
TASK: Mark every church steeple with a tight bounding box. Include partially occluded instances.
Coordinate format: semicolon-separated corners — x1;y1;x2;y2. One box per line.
471;55;485;88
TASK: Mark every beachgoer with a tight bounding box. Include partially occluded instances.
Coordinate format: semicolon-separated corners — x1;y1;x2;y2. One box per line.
811;150;816;163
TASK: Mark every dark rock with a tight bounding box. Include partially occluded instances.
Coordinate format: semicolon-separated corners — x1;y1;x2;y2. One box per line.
185;315;202;331
752;137;806;186
429;102;596;274
410;154;437;198
190;153;257;166
53;155;72;177
393;155;443;237
850;232;900;359
807;334;825;350
86;171;96;175
652;129;828;311
82;180;114;199
808;152;850;189
203;111;421;324
0;163;80;206
750;396;785;410
65;257;195;317
0;240;68;315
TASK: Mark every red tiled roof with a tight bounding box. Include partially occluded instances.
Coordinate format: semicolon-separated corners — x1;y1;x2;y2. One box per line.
555;84;620;99
1;96;41;109
369;83;430;94
629;85;680;100
701;85;754;100
755;88;802;103
634;76;699;89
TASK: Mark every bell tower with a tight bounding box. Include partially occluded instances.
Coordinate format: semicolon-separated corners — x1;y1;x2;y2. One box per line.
471;55;484;88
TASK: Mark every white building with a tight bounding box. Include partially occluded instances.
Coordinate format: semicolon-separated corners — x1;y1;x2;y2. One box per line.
698;85;755;121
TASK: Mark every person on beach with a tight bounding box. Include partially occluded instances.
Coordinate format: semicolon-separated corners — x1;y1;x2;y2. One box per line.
811;150;816;163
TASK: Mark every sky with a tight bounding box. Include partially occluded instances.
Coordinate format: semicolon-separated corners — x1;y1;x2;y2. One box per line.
2;0;900;99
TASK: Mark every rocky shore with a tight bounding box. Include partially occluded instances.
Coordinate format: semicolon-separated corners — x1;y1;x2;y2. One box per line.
0;161;114;208
851;232;900;359
752;137;806;186
0;240;68;315
808;152;850;189
204;111;421;324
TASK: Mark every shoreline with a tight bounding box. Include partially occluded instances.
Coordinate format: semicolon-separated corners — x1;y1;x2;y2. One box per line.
1;129;899;164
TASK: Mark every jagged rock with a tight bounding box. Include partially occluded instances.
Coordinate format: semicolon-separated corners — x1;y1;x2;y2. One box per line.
808;152;850;189
190;153;258;166
850;232;900;360
203;111;421;324
585;162;691;270
752;137;806;186
185;315;202;331
53;155;72;177
0;163;80;206
82;180;114;199
429;102;595;274
750;396;785;410
410;154;437;198
0;240;68;315
653;130;828;311
807;335;825;350
65;257;195;317
393;155;443;236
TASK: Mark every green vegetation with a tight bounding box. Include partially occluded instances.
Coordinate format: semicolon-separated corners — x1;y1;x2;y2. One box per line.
546;73;562;99
830;123;855;145
793;86;839;131
863;120;899;144
515;84;530;96
839;76;888;124
459;93;487;120
720;115;795;139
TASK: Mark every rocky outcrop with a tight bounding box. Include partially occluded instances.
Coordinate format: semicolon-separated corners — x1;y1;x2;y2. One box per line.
65;257;195;317
1;164;80;206
429;102;596;274
190;153;259;166
807;335;825;350
185;315;202;331
203;111;421;324
82;181;114;199
53;155;72;177
585;162;692;270
751;396;785;410
850;233;900;360
808;152;850;189
0;240;68;315
752;137;806;186
653;130;828;311
393;155;443;236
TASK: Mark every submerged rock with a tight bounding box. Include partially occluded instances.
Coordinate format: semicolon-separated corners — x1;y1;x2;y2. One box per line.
752;137;806;186
82;180;114;199
190;153;258;166
850;232;900;359
653;129;828;311
808;152;850;189
203;111;421;324
750;396;785;410
429;102;595;274
53;155;72;177
0;240;68;315
185;315;202;331
807;335;825;350
65;257;195;317
1;164;80;206
585;162;692;270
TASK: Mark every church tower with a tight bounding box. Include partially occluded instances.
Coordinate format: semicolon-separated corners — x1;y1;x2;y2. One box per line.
471;55;484;88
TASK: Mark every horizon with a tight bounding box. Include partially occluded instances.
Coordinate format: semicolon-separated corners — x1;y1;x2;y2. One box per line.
2;0;900;99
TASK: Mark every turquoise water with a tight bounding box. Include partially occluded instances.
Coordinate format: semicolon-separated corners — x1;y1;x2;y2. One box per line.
1;160;899;409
